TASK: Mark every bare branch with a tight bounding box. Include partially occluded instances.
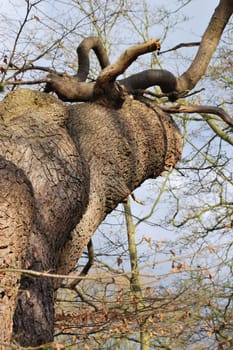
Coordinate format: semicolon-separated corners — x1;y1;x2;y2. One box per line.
4;79;49;86
159;41;200;55
43;0;233;106
44;73;95;102
7;65;56;77
119;69;177;99
0;1;34;83
158;103;233;127
68;239;94;288
176;0;233;93
44;36;111;101
204;117;233;146
44;38;161;102
76;36;110;81
95;38;160;87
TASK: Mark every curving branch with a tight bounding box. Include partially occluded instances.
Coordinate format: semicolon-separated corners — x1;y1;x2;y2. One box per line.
119;0;233;98
76;36;110;81
44;36;110;99
95;38;160;86
176;0;233;93
158;104;233;128
44;38;161;102
44;73;95;102
93;38;161;101
119;69;178;100
43;0;233;103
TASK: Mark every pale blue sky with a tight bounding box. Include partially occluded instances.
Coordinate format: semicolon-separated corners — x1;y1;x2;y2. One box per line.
0;0;220;74
1;0;219;41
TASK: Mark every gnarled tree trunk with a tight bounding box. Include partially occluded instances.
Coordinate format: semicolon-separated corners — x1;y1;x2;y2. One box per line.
0;89;89;346
0;157;35;347
58;96;182;276
1;1;232;343
0;88;181;347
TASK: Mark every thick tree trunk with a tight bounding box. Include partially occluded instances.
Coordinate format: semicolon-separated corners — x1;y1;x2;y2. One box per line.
0;157;34;346
0;0;232;343
13;272;54;346
0;89;89;347
58;96;182;275
0;89;182;346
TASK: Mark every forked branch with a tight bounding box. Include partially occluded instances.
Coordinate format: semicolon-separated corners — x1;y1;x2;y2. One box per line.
45;0;232;103
95;38;160;86
121;0;233;96
44;38;161;102
4;1;232;106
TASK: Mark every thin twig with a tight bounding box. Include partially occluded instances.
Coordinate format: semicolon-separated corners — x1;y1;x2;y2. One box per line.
68;239;94;288
159;41;200;55
0;267;129;281
0;268;94;280
4;78;49;86
0;1;34;83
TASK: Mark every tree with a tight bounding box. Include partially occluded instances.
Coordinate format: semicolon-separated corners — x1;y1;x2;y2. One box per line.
0;0;232;348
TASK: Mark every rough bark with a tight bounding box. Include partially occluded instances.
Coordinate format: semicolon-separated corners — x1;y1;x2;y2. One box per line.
0;0;232;340
0;89;89;346
0;87;181;347
57;96;182;276
0;158;34;346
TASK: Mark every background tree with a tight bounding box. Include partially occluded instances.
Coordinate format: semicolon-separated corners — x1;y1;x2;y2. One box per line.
0;0;232;349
